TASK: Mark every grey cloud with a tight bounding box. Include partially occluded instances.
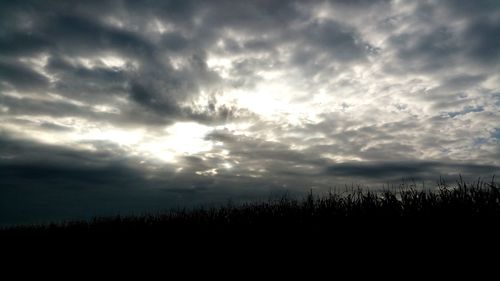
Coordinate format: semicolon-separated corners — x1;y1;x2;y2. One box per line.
325;161;500;181
0;0;371;126
440;74;487;91
420;74;488;112
205;128;499;187
205;129;330;178
386;28;461;73
446;106;484;118
42;12;159;61
129;81;181;116
199;0;304;31
0;94;110;120
1;118;72;132
0;61;49;91
161;33;191;52
464;19;500;64
300;20;369;63
47;56;129;83
0;33;50;57
185;102;257;125
383;1;500;75
441;0;500;16
0;1;221;126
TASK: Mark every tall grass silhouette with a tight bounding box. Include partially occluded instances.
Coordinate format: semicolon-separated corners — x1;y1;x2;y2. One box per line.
3;176;499;236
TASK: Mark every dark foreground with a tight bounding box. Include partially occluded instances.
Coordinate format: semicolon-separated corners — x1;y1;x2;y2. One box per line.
3;177;499;236
2;178;500;266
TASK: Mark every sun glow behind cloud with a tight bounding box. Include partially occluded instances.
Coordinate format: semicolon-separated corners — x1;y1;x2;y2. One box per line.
0;114;217;164
138;122;214;163
74;121;216;163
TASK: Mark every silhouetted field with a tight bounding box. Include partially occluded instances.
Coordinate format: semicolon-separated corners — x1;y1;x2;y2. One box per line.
2;176;499;239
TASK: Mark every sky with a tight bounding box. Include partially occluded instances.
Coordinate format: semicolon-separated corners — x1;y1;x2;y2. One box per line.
1;0;500;225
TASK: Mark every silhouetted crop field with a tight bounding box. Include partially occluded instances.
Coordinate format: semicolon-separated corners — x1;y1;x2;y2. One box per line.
3;176;499;237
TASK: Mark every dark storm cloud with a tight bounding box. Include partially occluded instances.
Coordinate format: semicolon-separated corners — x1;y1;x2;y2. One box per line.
387;29;460;73
464;19;500;64
296;20;370;63
0;33;50;57
325;161;500;181
0;61;49;91
0;0;223;126
0;0;379;124
383;0;500;74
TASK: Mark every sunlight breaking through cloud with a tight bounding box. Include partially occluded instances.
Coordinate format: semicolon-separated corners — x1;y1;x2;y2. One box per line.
137;122;214;163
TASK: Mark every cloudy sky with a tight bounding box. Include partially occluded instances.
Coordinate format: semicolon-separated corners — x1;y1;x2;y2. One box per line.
1;0;499;225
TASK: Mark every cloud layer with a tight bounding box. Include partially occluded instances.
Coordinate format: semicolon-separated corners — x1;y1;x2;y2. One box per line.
1;0;499;224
